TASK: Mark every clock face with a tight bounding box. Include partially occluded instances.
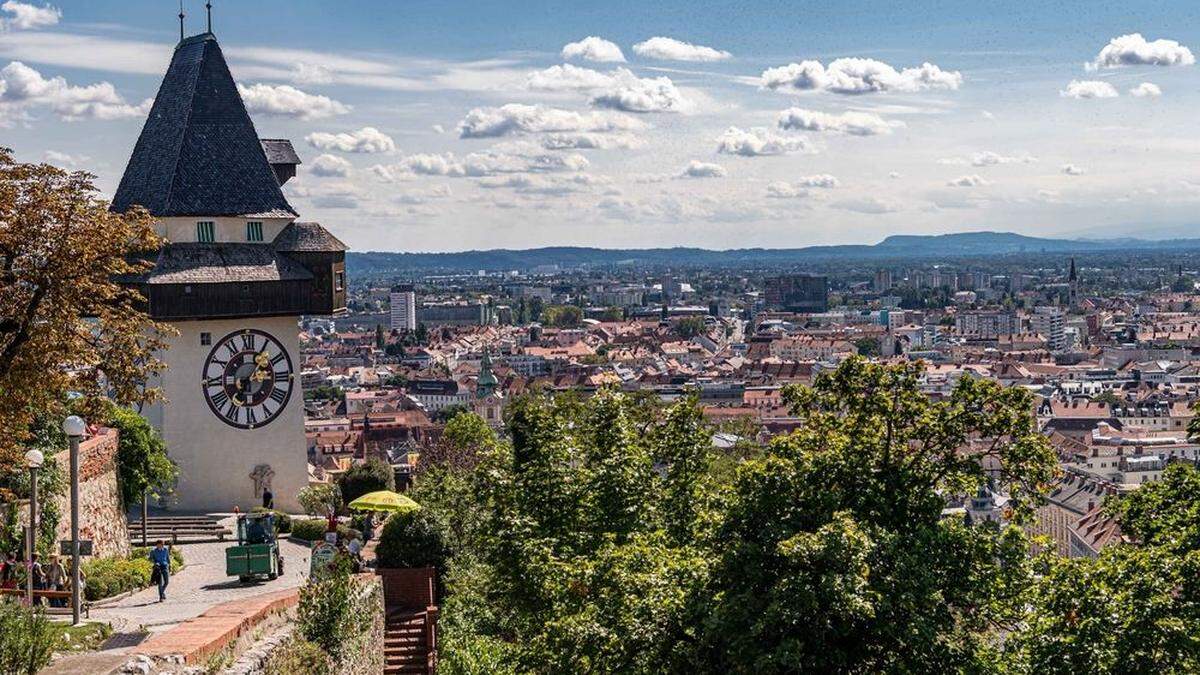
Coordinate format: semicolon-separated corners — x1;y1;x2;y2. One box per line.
201;329;294;429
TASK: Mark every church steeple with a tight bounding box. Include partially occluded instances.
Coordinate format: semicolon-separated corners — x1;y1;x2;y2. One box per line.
476;350;498;399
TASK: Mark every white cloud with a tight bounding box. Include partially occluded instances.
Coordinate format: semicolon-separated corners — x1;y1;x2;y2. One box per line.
715;126;815;156
889;171;901;179
561;36;626;63
286;180;365;209
0;1;59;31
1089;33;1194;70
1061;163;1085;176
457;103;644;138
526;64;691;113
761;58;962;95
290;62;334;86
1129;82;1162;97
540;132;642;150
305;126;396;153
0;61;150;121
831;196;899;214
1059;79;1118;99
369;149;590;180
43;149;87;166
796;174;839;188
432;124;445;134
939;151;1037;167
679;160;726;178
765;182;808;198
309;153;352;177
631;37;730;62
948;174;988;187
237;83;350;119
776;107;900;136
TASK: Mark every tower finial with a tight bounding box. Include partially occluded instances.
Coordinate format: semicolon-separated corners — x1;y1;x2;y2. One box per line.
206;0;212;33
178;0;185;42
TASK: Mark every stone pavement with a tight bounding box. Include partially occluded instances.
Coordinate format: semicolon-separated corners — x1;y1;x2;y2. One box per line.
91;516;312;635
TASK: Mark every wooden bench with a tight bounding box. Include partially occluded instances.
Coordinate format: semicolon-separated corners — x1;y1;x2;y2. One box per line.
0;588;91;617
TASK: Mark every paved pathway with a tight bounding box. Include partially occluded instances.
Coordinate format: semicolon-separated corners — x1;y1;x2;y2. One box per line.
92;516;312;635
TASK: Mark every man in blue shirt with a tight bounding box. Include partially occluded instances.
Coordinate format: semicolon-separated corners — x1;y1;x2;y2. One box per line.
150;540;171;602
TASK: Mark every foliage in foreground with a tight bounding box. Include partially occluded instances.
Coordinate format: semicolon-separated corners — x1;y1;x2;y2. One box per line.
416;358;1200;674
295;561;380;670
0;600;58;675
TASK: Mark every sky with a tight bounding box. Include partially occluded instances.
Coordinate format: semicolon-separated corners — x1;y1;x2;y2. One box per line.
2;0;1199;252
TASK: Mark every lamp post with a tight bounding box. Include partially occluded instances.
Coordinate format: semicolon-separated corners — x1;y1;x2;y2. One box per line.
62;415;86;625
23;449;44;607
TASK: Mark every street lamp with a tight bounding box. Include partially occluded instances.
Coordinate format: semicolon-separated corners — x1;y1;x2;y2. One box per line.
23;449;43;607
62;415;85;625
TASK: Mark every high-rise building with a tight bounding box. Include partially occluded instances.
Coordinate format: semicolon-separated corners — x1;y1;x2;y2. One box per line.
873;269;893;293
389;284;417;331
956;311;1017;338
1032;306;1067;352
111;31;347;512
764;274;829;313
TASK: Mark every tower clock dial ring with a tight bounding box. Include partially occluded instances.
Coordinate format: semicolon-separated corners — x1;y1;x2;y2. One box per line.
201;329;294;429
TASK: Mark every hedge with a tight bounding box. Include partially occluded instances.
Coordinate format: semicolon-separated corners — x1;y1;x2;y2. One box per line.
291;519;361;543
375;510;446;571
83;548;184;602
250;507;293;534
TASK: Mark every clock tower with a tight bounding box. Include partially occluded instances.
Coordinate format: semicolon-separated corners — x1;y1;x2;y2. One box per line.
111;31;346;513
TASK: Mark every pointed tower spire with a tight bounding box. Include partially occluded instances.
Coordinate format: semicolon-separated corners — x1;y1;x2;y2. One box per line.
206;1;213;34
1069;257;1076;282
178;0;185;42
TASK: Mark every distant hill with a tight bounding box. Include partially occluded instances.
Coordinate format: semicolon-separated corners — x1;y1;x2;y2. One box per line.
347;231;1200;276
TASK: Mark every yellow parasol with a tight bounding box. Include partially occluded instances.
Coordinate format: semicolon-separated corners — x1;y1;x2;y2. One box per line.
346;490;421;513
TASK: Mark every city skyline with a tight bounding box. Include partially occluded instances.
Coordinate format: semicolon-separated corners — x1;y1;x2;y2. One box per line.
2;0;1199;251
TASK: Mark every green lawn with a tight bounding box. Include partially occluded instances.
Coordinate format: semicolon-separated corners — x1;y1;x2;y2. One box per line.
49;620;113;652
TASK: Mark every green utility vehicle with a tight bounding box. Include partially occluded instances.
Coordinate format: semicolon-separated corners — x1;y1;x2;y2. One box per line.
225;512;284;582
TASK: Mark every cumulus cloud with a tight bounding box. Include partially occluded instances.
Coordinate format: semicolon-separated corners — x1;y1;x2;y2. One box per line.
526;64;692;113
305;126;396;153
456;103;643;138
43;149;87;166
776;107;900;136
631;37;730;62
1061;163;1085;176
370;149;590;180
765;182;808;198
947;174;988;187
237;83;350;119
561;36;626;63
678;160;726;178
766;175;839;198
290;62;334;86
0;1;60;31
1089;33;1194;70
309;153;352;177
286;180;365;209
939;151;1037;167
1060;79;1118;99
1129;82;1162;97
540;132;642;150
831;197;899;214
761;58;962;95
0;61;151;121
715;126;815;156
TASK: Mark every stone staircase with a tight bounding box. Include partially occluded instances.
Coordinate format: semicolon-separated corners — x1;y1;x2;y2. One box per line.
126;515;233;545
384;608;435;674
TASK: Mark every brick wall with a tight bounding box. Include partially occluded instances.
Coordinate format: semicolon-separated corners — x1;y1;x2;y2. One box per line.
51;427;130;559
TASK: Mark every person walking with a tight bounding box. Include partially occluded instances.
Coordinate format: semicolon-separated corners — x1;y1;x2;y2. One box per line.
0;552;16;590
262;488;274;510
44;555;66;607
149;540;171;602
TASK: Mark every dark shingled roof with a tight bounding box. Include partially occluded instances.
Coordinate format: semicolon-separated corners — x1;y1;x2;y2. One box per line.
261;139;301;165
110;33;297;218
145;243;314;284
273;221;348;252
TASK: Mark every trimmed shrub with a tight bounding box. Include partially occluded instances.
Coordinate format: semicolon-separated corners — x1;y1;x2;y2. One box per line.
337;458;395;506
375;509;447;570
291;519;360;543
85;549;183;601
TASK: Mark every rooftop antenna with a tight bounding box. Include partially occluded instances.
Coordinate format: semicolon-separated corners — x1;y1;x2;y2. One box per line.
178;0;185;42
206;1;212;33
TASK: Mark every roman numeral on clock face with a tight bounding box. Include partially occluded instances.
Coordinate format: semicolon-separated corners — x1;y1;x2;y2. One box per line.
270;387;287;404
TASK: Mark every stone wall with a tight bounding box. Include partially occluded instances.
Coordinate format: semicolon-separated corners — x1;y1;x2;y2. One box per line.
52;427;130;559
256;574;384;675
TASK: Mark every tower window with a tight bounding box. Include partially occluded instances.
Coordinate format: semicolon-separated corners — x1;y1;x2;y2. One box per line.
335;271;345;292
246;221;263;242
196;221;215;243
200;332;211;346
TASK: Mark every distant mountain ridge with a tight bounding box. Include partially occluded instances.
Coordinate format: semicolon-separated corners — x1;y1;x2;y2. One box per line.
347;231;1200;275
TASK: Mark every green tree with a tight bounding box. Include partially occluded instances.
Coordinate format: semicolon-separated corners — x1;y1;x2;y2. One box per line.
853;336;881;357
674;316;706;339
698;357;1056;673
298;483;342;518
375;323;386;349
337;458;395;506
540;305;583;328
104;402;177;508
